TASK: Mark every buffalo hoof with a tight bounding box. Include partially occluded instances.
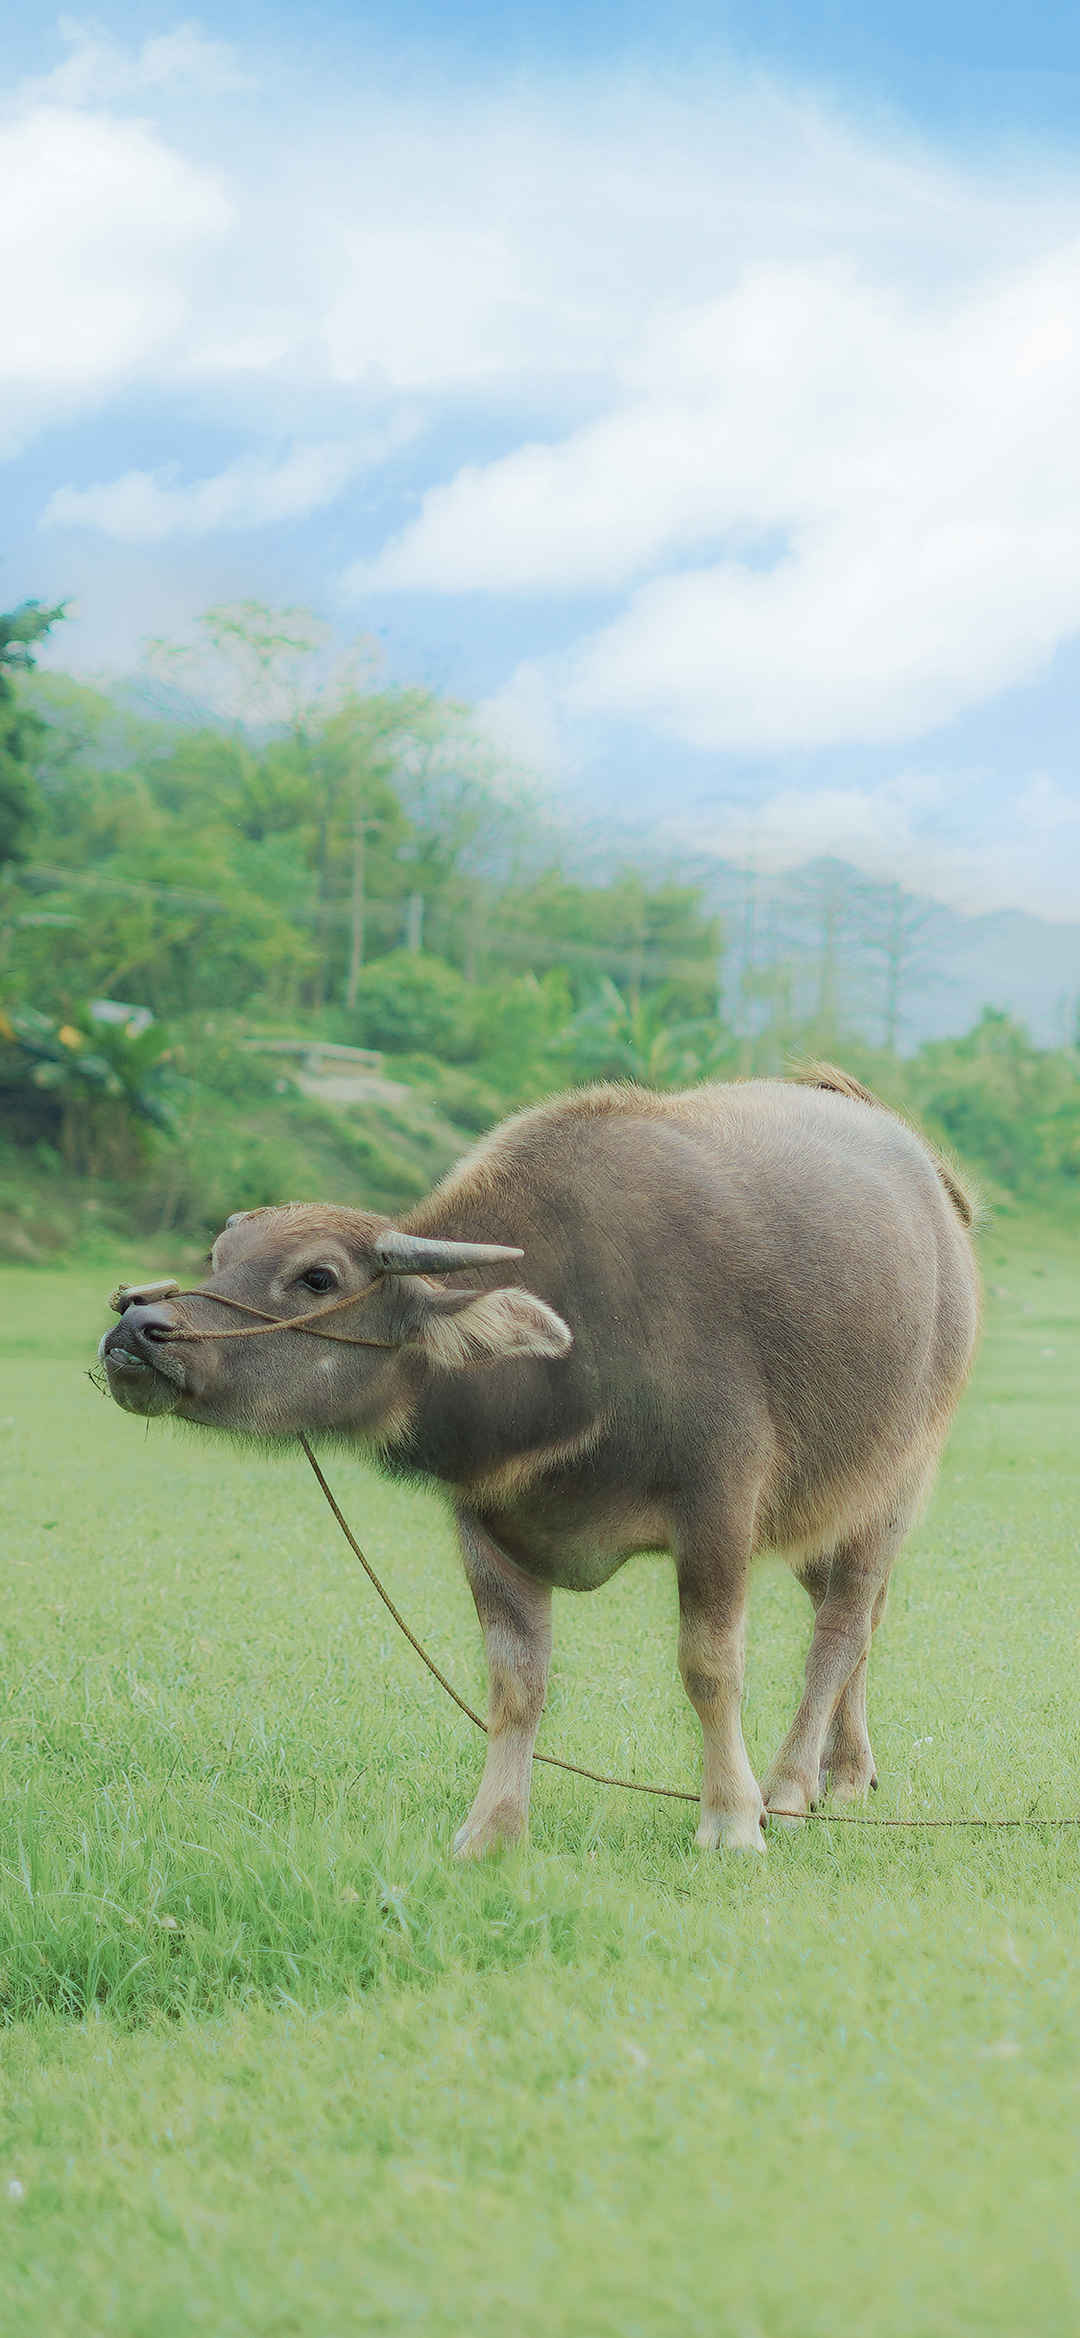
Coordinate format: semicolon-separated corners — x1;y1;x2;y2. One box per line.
763;1776;814;1827
829;1761;878;1804
695;1805;766;1854
452;1803;527;1859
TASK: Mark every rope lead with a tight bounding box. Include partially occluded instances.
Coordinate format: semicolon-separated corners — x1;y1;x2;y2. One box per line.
298;1439;1080;1831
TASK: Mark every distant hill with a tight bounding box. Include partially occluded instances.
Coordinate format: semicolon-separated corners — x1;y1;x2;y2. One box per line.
921;903;1080;1048
696;858;1080;1050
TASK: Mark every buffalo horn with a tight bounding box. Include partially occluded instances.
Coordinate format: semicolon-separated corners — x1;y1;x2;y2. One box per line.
374;1229;524;1276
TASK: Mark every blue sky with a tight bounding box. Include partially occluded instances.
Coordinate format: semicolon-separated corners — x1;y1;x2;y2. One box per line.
10;4;1080;133
5;7;1080;924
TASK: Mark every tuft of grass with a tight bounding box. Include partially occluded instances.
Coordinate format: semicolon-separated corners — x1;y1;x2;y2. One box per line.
1;1224;1079;2334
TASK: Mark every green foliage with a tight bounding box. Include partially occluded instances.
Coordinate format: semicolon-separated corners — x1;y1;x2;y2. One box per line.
0;1003;479;1258
390;1055;507;1134
553;976;732;1087
0;1002;177;1178
910;1009;1080;1194
0;600;65;864
491;869;722;1010
348;949;474;1057
468;969;572;1101
0;601;67;678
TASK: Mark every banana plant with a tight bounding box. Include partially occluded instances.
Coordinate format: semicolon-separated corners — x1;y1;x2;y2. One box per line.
0;1002;177;1173
553;978;730;1088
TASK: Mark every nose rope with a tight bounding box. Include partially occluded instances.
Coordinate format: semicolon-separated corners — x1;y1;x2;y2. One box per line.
114;1281;401;1351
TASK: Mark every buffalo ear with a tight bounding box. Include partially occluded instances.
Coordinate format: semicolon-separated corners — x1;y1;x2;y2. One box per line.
409;1285;572;1371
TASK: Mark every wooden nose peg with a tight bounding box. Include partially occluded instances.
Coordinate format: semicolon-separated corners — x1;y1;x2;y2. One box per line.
108;1277;182;1314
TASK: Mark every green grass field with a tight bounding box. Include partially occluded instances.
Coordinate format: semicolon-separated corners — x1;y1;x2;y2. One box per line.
1;1223;1078;2336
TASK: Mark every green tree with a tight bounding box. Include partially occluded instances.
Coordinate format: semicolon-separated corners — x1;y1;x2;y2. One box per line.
348;950;473;1057
141;605;487;1010
469;969;572;1101
489;871;722;1010
0;601;66;866
910;1009;1080;1194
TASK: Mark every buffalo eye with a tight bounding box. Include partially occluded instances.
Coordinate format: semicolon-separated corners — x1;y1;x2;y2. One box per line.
299;1265;338;1294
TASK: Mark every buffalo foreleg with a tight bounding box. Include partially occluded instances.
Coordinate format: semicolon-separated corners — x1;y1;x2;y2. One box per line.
677;1524;765;1854
453;1512;552;1858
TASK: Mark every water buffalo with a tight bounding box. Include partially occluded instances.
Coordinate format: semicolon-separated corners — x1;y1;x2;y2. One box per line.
100;1066;979;1855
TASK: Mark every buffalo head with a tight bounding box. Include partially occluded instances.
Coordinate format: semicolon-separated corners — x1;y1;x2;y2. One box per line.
99;1203;572;1440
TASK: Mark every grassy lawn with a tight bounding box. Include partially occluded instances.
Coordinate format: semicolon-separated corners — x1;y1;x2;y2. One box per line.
1;1220;1078;2335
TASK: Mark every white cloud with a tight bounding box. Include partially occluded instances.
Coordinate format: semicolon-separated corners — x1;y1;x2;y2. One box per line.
34;17;249;107
0;103;228;447
675;775;943;881
475;661;573;780
1017;774;1080;833
43;424;417;543
359;246;1080;750
324;226;554;395
674;773;1080;922
6;22;1080;924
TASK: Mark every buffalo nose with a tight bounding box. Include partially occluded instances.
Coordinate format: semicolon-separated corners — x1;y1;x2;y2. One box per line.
105;1301;178;1359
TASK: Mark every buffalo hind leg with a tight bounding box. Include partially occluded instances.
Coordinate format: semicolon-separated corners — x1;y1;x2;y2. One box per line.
765;1504;911;1823
798;1560;889;1804
677;1517;765;1854
453;1512;552;1858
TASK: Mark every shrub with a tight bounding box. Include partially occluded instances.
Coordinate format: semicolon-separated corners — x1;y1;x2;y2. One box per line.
348;951;473;1058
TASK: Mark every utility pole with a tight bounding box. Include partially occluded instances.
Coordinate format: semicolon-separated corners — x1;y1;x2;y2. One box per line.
882;881;903;1053
463;883;485;983
628;885;646;1014
736;863;758;1075
404;891;425;953
863;878;939;1054
817;883;841;1029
